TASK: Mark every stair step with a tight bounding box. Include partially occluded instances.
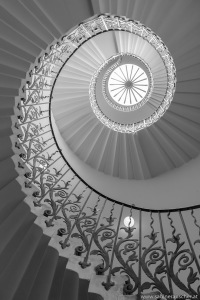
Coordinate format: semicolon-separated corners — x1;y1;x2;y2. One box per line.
0;179;26;225
0;201;33;256
60;269;80;300
48;256;68;300
0;157;18;189
13;234;50;300
0;223;43;300
28;246;59;300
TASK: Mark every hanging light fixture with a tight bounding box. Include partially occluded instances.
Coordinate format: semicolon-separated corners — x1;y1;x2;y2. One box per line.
124;216;135;228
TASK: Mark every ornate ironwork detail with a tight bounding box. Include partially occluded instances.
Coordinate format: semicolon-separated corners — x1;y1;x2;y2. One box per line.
112;225;139;295
72;196;105;269
91;203;117;276
167;213;199;296
72;207;98;256
192;210;200;256
141;213;169;295
58;188;88;249
43;176;76;227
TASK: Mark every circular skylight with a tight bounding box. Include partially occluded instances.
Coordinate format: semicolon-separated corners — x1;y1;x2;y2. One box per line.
88;14;176;134
108;64;149;107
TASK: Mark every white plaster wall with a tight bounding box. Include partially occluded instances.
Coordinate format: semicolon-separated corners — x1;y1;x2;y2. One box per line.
52;113;200;210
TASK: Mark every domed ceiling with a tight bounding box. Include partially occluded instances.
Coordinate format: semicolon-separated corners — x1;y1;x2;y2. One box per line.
51;14;200;180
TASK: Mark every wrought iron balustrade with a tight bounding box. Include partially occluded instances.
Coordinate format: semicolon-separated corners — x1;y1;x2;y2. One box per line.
11;14;200;299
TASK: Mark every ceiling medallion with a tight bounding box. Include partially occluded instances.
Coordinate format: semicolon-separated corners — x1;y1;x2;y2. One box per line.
89;17;176;134
102;53;153;112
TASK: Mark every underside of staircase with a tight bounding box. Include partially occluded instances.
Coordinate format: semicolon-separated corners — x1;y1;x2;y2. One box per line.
0;1;200;300
0;1;105;299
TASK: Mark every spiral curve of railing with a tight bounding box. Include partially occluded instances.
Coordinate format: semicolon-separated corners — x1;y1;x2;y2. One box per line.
11;14;200;298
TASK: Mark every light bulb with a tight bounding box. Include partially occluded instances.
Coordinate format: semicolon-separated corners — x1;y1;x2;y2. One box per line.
38;164;45;169
124;216;134;228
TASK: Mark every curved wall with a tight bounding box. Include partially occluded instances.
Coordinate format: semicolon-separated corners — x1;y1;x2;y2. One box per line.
52;114;200;210
0;1;200;299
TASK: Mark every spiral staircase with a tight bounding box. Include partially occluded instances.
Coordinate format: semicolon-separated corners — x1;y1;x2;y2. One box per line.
0;1;200;299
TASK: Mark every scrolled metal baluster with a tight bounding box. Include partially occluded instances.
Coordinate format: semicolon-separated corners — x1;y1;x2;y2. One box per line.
20;105;45;123
43;187;62;224
179;211;200;294
39;123;49;131
71;196;105;268
34;57;50;76
166;212;198;296
43;49;63;66
20;137;44;164
52;164;66;178
128;204;134;227
25;155;49;188
141;212;170;296
18;105;49;126
43;187;69;226
57;188;90;241
22;89;40;105
138;209;142;298
22;144;58;181
72;212;96;257
24;88;49;105
158;212;173;295
33;166;70;206
191;209;200;257
105;205;140;295
25;154;62;194
90;201;117;276
44;179;80;227
111;222;140;294
24;152;58;189
46;150;59;162
58;203;80;240
18;123;40;144
26;140;55;163
42;176;75;220
58;187;89;248
18;115;49;127
26;75;46;90
44;175;74;214
102;205;124;290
